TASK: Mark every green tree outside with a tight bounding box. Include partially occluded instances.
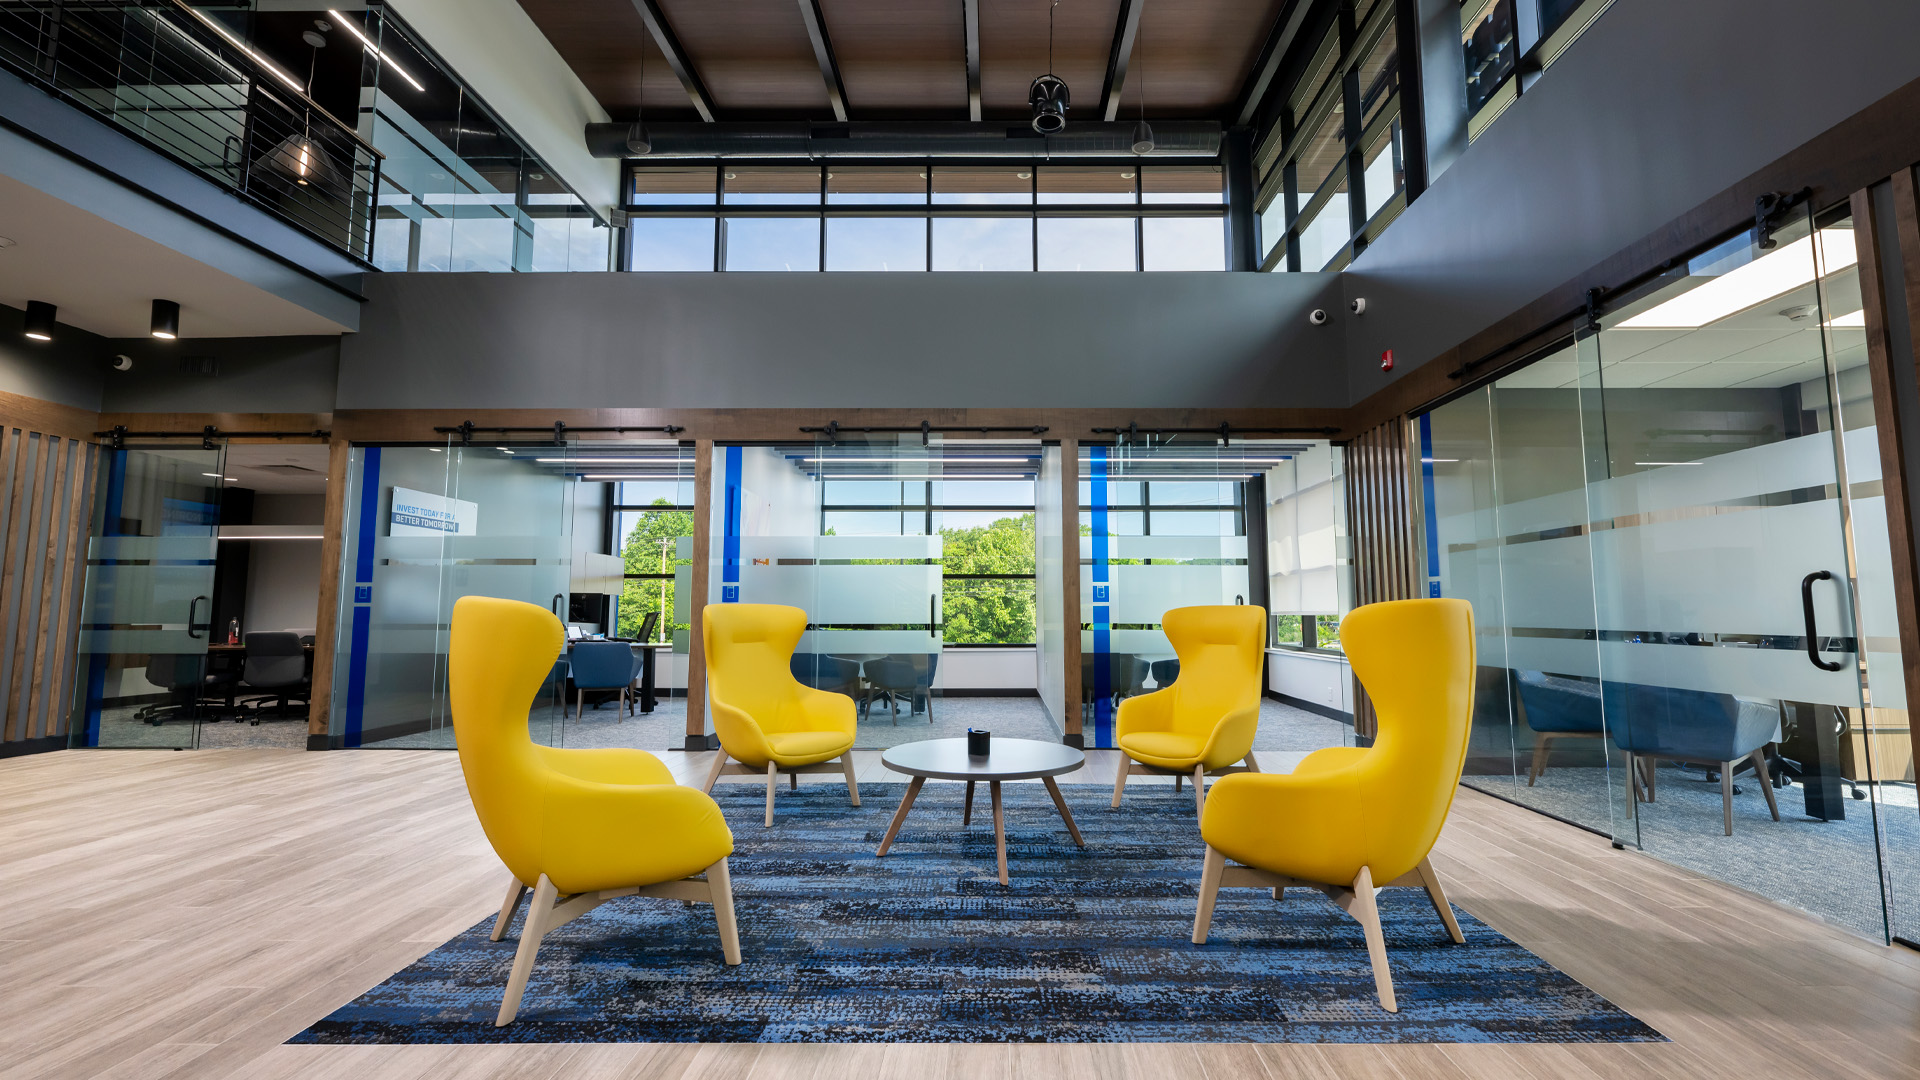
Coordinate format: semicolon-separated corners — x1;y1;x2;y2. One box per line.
940;513;1037;644
617;501;693;642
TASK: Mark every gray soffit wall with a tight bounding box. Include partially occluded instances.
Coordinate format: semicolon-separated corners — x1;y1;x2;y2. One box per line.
98;336;341;415
0;302;108;411
1342;0;1920;405
337;271;1348;411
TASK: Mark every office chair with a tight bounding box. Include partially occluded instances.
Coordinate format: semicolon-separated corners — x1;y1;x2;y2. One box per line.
448;596;739;1026
1111;606;1265;815
861;654;937;724
136;654;232;725
1192;598;1475;1013
236;632;309;724
567;640;637;718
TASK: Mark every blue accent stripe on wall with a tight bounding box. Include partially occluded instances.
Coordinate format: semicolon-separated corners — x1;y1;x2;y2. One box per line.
344;447;381;747
1419;414;1441;598
1091;446;1112;748
82;449;129;747
722;446;742;597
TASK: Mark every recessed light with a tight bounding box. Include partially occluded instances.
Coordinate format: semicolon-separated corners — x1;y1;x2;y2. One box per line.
1016;171;1031;179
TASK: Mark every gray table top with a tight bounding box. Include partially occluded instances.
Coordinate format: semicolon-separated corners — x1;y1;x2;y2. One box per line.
881;737;1085;782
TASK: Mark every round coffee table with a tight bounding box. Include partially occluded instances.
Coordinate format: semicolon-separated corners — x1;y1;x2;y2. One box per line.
876;737;1086;884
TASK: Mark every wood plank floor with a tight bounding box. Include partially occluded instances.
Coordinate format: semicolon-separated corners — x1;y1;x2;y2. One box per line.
1;747;1916;1079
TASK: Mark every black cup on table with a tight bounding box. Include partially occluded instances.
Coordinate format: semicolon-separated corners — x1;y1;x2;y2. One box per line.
967;728;991;757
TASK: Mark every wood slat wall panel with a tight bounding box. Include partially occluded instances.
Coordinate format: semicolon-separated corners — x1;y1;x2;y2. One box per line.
1344;419;1423;741
0;415;98;753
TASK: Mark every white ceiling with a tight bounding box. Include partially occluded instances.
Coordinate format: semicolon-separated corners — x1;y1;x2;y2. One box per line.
223;443;331;494
0;171;351;339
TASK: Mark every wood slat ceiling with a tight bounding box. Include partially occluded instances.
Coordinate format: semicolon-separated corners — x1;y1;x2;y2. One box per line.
517;0;1298;123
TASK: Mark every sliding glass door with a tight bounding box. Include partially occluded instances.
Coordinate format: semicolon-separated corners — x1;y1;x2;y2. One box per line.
70;442;226;748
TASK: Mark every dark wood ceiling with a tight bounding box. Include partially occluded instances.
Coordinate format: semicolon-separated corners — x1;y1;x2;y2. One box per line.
515;0;1293;123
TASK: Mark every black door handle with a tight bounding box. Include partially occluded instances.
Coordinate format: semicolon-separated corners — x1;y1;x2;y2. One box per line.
1801;570;1843;672
552;593;565;618
929;594;938;633
187;595;209;639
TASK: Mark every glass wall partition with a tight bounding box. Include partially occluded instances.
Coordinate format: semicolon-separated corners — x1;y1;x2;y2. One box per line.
708;440;1054;748
69;442;226;749
1419;202;1917;946
1420;344;1622;835
329;441;577;748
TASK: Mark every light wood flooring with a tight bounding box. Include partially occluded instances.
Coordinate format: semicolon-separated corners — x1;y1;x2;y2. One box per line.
1;747;1916;1079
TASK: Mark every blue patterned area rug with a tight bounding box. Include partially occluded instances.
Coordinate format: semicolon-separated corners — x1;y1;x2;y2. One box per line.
290;782;1662;1045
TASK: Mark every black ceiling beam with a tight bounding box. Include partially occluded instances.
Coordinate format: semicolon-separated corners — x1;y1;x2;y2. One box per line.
1099;0;1144;122
628;0;716;122
795;0;849;122
963;0;982;121
1232;0;1317;128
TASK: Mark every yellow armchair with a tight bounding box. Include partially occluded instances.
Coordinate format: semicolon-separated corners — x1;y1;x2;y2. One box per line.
448;595;740;1027
1111;604;1266;815
701;603;860;826
1190;598;1476;1013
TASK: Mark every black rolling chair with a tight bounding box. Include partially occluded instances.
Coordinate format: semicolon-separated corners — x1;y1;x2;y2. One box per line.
236;632;309;724
862;654;939;724
1150;658;1181;690
136;654;230;725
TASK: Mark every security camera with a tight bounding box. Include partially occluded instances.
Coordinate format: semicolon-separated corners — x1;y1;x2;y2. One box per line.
111;354;133;372
1349;297;1368;316
1308;308;1329;326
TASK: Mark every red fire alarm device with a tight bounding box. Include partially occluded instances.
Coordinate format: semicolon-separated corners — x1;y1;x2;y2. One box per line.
1380;348;1395;372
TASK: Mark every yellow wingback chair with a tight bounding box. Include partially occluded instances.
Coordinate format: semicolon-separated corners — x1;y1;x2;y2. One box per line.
1190;598;1475;1013
701;603;860;827
449;595;740;1027
1111;604;1267;815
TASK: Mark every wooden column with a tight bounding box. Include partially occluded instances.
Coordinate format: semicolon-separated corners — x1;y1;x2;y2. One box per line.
684;438;714;750
306;437;352;748
1873;171;1920;772
1060;438;1083;746
1344;417;1423;741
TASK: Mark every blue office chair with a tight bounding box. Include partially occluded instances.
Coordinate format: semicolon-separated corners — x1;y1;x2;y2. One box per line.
1514;670;1607;786
1150;658;1180;690
567;641;635;719
790;653;859;697
1606;681;1782;835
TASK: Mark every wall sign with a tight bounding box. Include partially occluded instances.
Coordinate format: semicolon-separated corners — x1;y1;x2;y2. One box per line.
391;486;478;537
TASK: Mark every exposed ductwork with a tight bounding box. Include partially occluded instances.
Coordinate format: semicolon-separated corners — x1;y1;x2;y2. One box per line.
584;121;1223;160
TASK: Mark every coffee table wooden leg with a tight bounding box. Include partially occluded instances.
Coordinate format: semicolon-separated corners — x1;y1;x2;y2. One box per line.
991;781;1008;885
1042;775;1085;847
963;780;975;825
876;776;926;856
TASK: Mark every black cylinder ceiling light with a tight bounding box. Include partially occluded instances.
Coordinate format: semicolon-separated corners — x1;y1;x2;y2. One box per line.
150;299;180;340
1030;0;1069;135
23;300;56;342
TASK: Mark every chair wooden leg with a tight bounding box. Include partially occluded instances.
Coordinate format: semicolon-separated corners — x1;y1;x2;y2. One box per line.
1271;887;1284;901
964;780;975;825
1192;844;1225;944
1111;758;1130;808
991;781;1008;885
491;874;527;942
703;749;730;794
1751;750;1780;821
1722;761;1735;836
707;857;742;966
496;874;558;1026
1192;763;1207;817
790;770;799;790
1413;856;1465;944
876;776;925;856
765;761;779;828
1528;732;1550;787
841;752;861;807
1174;772;1183;793
1338;866;1396;1013
1244;752;1260;773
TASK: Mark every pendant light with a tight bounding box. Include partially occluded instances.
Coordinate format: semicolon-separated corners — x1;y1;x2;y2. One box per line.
23;300;56;342
626;38;652;155
150;299;180;340
1029;0;1069;135
1130;26;1154;154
